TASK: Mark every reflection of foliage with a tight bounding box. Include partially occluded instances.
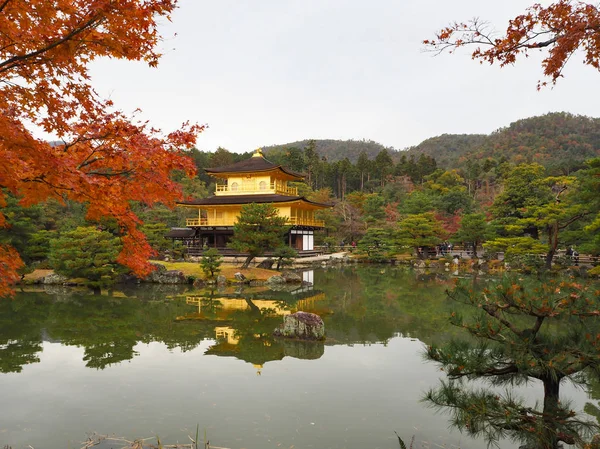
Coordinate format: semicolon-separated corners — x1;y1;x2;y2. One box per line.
4;268;491;372
0;292;50;373
585;377;600;425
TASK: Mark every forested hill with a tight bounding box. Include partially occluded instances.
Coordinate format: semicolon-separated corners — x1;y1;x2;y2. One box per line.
403;134;487;168
262;113;600;171
405;112;600;171
262;139;394;163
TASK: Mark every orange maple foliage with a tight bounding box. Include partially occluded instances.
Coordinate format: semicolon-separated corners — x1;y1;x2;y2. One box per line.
0;0;204;296
424;1;600;88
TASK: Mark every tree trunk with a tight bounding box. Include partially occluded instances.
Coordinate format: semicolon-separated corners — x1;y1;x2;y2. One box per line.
241;255;254;269
545;223;559;269
540;377;561;449
244;298;261;315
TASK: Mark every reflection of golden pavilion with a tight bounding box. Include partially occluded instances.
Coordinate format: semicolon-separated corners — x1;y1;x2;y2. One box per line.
185;292;326;316
215;326;239;345
186;297;292;315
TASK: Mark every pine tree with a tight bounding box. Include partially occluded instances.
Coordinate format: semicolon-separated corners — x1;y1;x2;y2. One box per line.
200;248;223;279
228;204;288;269
49;227;124;294
424;278;600;449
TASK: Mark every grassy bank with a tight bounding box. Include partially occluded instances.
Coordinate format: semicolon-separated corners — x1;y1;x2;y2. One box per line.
153;261;279;281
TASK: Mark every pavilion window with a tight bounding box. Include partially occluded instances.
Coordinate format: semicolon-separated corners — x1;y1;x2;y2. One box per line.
231;182;239;191
259;181;267;190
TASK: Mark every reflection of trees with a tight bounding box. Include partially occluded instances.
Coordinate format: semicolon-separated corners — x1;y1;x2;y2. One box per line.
317;266;463;346
2;268;489;372
585;376;600;424
205;297;325;365
0;292;50;373
1;289;212;371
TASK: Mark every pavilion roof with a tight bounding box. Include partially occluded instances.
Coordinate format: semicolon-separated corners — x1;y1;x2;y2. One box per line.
204;153;304;180
177;194;330;208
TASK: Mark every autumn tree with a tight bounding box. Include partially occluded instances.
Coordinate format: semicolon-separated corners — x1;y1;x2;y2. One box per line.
425;278;600;449
228;203;288;269
0;0;203;297
424;1;600;87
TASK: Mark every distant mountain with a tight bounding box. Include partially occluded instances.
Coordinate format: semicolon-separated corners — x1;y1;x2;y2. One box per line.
262;139;394;164
403;134;486;168
406;112;600;170
262;112;600;170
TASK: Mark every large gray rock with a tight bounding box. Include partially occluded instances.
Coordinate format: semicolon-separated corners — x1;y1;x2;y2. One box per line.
274;311;325;340
234;272;247;282
257;259;275;269
281;271;302;283
266;275;285;285
217;275;227;285
193;278;205;288
42;273;68;285
145;264;187;284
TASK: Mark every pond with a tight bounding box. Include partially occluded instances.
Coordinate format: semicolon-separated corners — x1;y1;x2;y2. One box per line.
0;266;596;449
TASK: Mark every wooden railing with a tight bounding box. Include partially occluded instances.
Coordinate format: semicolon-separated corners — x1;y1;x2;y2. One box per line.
288;217;325;227
187;216;325;228
214;181;298;196
186;218;231;227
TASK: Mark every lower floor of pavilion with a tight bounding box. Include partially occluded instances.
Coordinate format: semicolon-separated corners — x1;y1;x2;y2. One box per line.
166;226;324;257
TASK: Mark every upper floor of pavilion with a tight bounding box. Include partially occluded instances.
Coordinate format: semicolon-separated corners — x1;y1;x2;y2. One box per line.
205;148;303;197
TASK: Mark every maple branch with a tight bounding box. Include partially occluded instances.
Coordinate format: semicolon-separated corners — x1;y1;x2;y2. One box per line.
86;169;135;178
77;156;102;169
0;14;104;74
0;0;11;14
530;35;559;49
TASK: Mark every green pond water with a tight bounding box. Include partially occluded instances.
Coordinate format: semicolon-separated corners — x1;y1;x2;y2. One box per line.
0;266;597;449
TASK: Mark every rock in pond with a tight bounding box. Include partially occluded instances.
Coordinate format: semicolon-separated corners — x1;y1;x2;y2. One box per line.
234;272;247;282
192;278;205;288
257;259;275;269
266;275;285;285
42;273;68;285
274;311;325;340
281;271;302;283
145;264;187;284
217;275;227;285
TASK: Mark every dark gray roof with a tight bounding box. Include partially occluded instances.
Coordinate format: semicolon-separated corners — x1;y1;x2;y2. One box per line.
177;194;331;208
165;228;196;238
205;156;304;179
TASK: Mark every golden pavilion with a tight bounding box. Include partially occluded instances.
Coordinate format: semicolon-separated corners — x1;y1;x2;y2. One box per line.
170;149;330;255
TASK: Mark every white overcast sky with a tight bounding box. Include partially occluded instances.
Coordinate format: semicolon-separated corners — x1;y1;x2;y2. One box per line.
89;0;600;154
